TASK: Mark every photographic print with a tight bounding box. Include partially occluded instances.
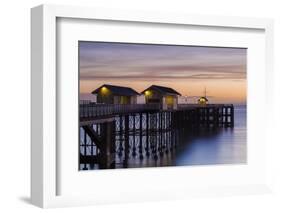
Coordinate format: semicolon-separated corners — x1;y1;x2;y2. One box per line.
79;41;247;170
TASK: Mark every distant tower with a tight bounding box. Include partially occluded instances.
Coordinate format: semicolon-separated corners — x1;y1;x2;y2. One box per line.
198;87;209;105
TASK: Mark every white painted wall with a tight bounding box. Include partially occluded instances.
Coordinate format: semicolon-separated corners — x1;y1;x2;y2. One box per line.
137;95;146;104
1;0;281;212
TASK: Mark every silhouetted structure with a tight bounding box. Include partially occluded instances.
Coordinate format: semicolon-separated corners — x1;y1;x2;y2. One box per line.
80;85;234;170
79;103;234;170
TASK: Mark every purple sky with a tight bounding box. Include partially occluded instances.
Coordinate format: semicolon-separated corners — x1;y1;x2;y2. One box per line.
79;41;247;104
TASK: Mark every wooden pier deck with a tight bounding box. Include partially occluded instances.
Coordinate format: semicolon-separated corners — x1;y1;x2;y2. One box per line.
79;103;234;170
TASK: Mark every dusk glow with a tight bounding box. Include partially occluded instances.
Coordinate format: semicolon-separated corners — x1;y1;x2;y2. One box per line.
79;41;247;170
79;42;247;104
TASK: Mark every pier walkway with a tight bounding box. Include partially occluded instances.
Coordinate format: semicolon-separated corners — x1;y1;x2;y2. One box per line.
80;103;233;122
79;103;234;170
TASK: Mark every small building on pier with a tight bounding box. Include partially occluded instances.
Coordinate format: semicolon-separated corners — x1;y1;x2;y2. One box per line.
92;84;139;104
197;87;209;105
198;96;208;105
141;85;181;110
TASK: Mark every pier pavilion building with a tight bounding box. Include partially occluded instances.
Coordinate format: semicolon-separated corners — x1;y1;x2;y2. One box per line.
92;84;139;104
141;85;181;110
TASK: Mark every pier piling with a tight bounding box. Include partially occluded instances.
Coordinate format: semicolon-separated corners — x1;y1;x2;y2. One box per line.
79;104;234;169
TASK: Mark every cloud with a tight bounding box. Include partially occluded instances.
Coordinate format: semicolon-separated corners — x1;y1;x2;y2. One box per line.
79;42;246;82
80;73;246;80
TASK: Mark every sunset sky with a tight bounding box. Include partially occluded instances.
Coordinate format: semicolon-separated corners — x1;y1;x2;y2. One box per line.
79;42;247;104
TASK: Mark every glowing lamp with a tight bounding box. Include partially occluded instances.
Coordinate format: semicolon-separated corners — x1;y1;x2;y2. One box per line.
144;90;151;96
101;86;109;95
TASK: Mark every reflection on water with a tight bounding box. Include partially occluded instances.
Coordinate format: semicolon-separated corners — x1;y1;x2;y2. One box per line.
178;105;247;166
80;106;246;170
123;105;246;168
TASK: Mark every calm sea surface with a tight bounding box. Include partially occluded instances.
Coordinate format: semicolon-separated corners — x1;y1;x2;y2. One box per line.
174;105;247;166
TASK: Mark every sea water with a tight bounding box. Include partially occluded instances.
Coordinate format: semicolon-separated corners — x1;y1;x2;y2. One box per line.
174;105;247;166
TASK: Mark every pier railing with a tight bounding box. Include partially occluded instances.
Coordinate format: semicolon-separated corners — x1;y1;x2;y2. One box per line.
177;104;234;109
80;103;160;119
80;103;234;120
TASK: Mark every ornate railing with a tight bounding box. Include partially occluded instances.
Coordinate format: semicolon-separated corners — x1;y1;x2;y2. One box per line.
80;103;160;118
177;104;234;109
80;103;234;119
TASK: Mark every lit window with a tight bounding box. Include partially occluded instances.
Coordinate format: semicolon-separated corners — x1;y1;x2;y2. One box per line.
144;90;151;96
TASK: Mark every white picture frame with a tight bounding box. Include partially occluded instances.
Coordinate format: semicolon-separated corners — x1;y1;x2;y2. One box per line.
31;4;274;208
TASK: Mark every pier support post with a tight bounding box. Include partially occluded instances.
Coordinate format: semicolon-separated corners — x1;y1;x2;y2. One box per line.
230;106;234;127
118;115;123;157
150;112;158;160
99;120;115;169
132;114;137;157
82;128;88;170
139;113;143;160
145;112;150;157
123;115;129;167
159;112;163;157
207;108;210;128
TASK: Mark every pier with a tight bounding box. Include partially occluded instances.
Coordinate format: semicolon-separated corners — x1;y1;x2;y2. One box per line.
79;103;234;170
